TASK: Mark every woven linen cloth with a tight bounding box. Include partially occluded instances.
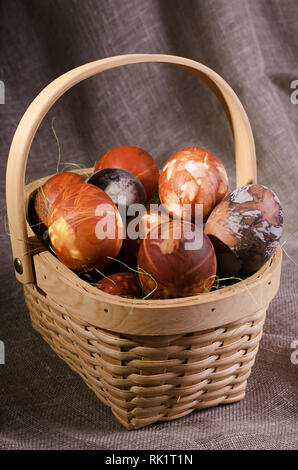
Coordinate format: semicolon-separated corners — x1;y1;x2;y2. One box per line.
0;0;297;450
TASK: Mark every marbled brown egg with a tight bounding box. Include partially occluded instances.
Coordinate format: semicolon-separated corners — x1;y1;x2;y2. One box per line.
159;147;229;222
137;220;217;299
96;272;142;298
204;184;283;274
48;183;123;272
34;172;85;227
119;208;170;265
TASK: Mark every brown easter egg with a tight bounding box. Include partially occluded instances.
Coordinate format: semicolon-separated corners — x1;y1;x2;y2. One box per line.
159;147;229;222
94;145;159;200
96;272;142;298
35;172;85;226
118;216;144;266
119;208;170;265
137;220;217;299
204;184;283;274
48;183;123;272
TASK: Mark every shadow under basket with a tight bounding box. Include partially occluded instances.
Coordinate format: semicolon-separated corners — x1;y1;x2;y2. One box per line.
6;54;282;430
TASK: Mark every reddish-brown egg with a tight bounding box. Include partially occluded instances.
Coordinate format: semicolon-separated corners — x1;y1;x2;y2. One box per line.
118;216;144;266
48;183;123;272
96;272;142;298
94;145;159;201
119;208;170;265
159;147;229;222
137;220;217;299
35;172;85;226
204;184;283;274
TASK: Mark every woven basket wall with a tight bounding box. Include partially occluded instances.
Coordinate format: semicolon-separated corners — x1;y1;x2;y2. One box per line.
25;283;266;430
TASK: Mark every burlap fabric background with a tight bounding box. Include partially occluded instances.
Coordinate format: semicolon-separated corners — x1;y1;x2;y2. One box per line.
0;0;297;450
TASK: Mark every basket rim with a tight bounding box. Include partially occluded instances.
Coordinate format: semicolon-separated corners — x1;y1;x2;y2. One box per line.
37;241;282;309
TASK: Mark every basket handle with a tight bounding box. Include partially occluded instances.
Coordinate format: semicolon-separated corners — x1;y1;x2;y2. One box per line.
6;54;257;284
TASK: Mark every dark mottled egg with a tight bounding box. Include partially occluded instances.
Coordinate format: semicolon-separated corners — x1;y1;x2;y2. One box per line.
86;168;147;214
77;268;103;284
42;228;50;247
204;184;283;274
94;145;159;200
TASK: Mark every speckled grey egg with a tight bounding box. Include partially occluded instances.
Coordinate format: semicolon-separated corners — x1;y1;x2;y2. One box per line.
204;184;283;274
86;168;147;213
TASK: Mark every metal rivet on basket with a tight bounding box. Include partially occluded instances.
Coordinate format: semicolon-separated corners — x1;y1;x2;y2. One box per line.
14;258;23;274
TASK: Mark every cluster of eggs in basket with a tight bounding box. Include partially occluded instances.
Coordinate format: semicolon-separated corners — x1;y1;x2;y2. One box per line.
33;145;283;299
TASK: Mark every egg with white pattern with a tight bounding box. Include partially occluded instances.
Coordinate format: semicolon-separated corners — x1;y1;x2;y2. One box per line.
204;184;283;274
48;183;123;272
159;147;229;222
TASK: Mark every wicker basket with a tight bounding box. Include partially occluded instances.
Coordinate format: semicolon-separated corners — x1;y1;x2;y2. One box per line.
6;54;282;430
